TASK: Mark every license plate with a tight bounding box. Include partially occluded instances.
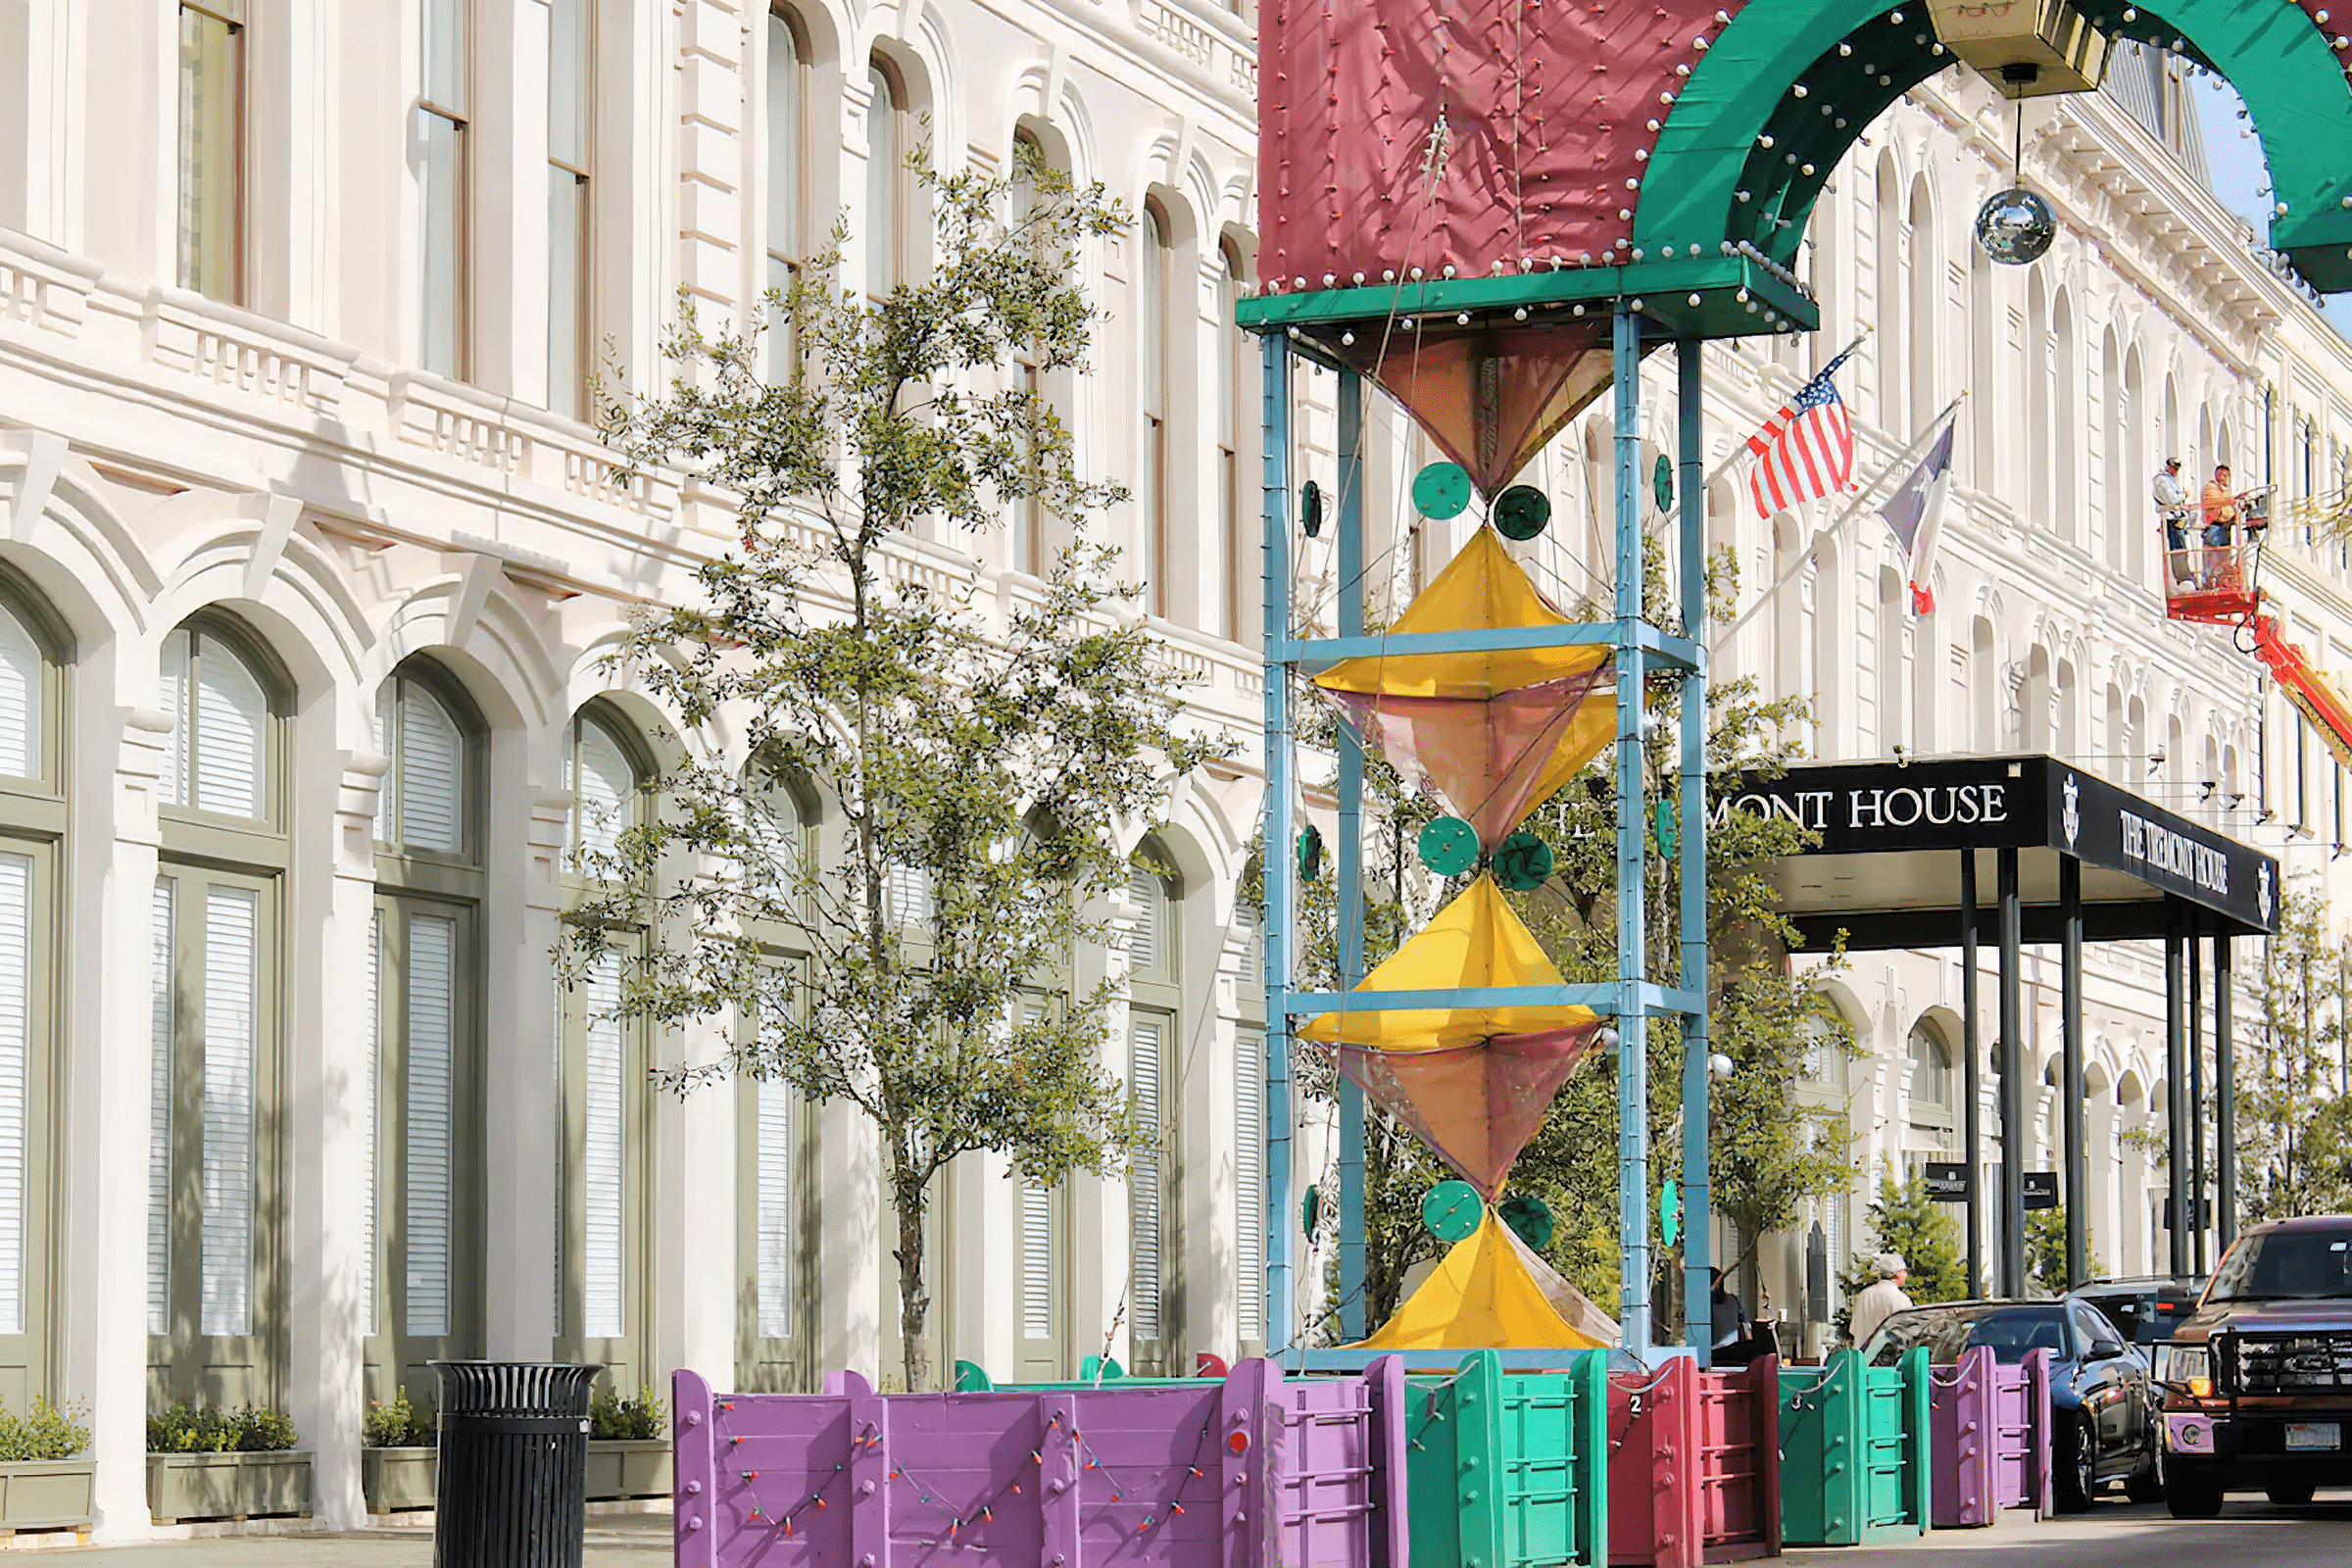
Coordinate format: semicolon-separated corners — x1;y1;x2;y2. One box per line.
2285;1422;2340;1451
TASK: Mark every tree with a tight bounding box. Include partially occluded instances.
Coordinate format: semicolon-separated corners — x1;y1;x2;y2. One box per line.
2240;889;2352;1224
2025;1208;2101;1294
569;145;1225;1391
1835;1175;1964;1335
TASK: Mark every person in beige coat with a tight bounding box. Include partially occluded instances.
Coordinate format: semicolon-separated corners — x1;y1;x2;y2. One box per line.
1848;1252;1913;1350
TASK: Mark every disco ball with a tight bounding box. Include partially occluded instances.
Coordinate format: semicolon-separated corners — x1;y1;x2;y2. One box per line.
1975;187;2055;266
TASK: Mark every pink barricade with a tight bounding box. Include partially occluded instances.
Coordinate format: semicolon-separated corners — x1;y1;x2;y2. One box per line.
671;1356;1408;1568
1606;1355;1782;1568
1928;1347;2054;1527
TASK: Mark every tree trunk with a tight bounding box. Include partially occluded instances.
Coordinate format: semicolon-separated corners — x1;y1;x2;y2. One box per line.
894;1183;933;1392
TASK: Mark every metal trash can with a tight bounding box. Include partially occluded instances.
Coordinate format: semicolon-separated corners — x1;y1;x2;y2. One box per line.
431;1360;605;1568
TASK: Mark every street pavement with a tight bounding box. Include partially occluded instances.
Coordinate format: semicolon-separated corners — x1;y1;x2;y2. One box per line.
41;1492;2352;1563
1790;1491;2352;1565
55;1513;667;1563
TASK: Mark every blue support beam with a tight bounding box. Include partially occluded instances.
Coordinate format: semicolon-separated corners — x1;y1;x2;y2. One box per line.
1676;337;1714;1366
1612;300;1652;1358
1275;622;1703;669
1260;330;1296;1358
1335;371;1368;1342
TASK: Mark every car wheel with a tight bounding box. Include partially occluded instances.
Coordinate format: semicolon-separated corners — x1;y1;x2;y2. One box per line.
2056;1418;2097;1512
2166;1458;2226;1519
2265;1481;2317;1507
2124;1440;2164;1504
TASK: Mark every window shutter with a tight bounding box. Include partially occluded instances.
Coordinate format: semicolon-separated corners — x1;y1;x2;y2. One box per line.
887;863;932;927
200;886;259;1338
1126;864;1158;970
160;629;189;808
148;879;173;1336
404;911;456;1338
571;717;633;863
1019;1001;1053;1343
399;687;463;854
756;1079;792;1340
1128;1013;1164;1345
194;640;268;819
364;909;381;1337
0;855;29;1335
1021;1183;1054;1340
0;606;40;780
1234;1031;1264;1344
583;953;625;1339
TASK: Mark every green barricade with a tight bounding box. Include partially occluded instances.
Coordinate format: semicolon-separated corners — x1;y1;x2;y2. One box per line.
1404;1348;1608;1568
1778;1346;1932;1545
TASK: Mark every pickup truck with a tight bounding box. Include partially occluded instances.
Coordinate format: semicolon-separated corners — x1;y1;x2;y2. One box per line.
2154;1214;2352;1517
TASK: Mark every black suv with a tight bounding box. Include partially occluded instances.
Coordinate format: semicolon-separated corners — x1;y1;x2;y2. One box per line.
2072;1275;2207;1348
2155;1215;2352;1517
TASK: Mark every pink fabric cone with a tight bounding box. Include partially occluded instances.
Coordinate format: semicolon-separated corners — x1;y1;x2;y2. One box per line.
1323;669;1612;848
1328;1022;1601;1199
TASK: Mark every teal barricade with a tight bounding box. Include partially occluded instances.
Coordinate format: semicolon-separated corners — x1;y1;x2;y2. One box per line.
1404;1348;1608;1568
1777;1347;1932;1545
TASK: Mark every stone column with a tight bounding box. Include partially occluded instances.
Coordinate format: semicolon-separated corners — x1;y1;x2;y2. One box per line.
283;742;387;1531
61;698;171;1543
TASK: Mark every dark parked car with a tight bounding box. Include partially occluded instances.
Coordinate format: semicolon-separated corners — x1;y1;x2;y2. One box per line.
2154;1215;2352;1518
1860;1298;2160;1511
2072;1275;2207;1348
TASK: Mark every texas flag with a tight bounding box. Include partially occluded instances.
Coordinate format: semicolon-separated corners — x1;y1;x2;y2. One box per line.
1879;410;1957;614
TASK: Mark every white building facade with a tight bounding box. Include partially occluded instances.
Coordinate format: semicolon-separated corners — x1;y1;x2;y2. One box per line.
2;0;2351;1543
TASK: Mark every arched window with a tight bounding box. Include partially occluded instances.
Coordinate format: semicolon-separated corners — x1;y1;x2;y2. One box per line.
1878;565;1906;755
736;766;815;1390
364;660;487;1411
1219;238;1251;645
1139;202;1173;617
545;0;593;419
2100;327;2122;570
1906;1018;1957;1157
153;614;290;1412
865;59;908;298
0;581;63;1409
558;704;655;1391
2053;291;2078;545
765;6;808;378
1126;843;1181;1373
1906;177;1936;443
1968;240;1994;484
1874;154;1902;429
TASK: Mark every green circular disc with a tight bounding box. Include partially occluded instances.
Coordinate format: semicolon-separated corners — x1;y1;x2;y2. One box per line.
1297;824;1324;882
1660;1176;1682;1247
1493;830;1553;892
1302;1183;1322;1237
1417;815;1479;876
1300;479;1325;538
1494;485;1552;541
1652;453;1676;514
1411;462;1473;519
1497;1192;1555;1251
1422;1180;1485;1244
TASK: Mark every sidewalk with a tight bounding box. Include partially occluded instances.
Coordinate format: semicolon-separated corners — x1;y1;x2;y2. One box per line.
63;1514;668;1564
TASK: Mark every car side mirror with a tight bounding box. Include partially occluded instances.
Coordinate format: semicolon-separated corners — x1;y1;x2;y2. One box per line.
2087;1342;2128;1362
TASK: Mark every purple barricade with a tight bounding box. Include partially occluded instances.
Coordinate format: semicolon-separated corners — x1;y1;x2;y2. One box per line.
672;1356;1408;1568
1928;1347;2054;1527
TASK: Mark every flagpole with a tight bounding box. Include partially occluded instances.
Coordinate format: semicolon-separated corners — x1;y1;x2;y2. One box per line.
1708;392;1967;659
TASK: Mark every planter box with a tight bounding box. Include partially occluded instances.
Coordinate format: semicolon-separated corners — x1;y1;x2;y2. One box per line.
586;1439;671;1500
146;1450;313;1524
0;1458;94;1533
361;1446;438;1515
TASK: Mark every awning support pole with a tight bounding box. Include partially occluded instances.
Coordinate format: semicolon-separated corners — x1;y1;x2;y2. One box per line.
1960;849;1983;1300
1613;299;1651;1358
2218;933;2236;1254
2062;855;2086;1289
1676;336;1712;1364
1334;371;1367;1342
2166;905;2190;1278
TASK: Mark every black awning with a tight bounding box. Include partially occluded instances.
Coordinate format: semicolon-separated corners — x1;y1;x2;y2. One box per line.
1724;755;2278;947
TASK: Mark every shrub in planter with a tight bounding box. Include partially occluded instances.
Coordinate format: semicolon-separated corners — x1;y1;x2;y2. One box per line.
147;1403;300;1452
363;1390;436;1448
587;1387;665;1442
0;1398;89;1462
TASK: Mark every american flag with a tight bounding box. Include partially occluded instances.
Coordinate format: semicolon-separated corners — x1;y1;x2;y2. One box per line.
1746;349;1858;519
